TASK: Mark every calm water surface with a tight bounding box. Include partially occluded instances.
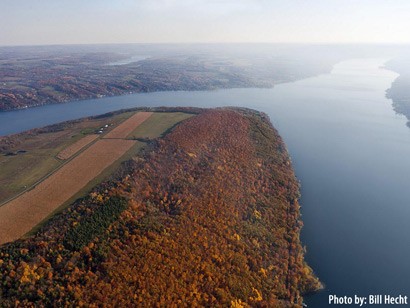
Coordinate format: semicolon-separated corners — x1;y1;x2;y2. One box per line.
1;58;409;307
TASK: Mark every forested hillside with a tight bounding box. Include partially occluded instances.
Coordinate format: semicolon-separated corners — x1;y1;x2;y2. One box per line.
0;108;320;307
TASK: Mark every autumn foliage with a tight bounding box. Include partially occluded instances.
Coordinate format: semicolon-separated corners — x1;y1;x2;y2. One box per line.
0;108;321;307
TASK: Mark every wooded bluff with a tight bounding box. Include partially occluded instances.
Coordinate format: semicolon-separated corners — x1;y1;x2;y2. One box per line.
0;108;321;307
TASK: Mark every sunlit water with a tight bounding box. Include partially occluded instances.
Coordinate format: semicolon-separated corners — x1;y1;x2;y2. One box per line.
1;58;409;307
107;55;150;66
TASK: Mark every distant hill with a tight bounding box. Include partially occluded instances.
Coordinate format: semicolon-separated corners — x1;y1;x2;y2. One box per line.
0;108;320;307
385;56;410;128
0;44;343;111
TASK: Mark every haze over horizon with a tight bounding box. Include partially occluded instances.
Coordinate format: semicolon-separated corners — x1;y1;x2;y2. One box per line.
1;0;410;46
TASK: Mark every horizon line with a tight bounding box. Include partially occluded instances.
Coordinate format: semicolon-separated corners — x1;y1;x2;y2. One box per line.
2;41;410;48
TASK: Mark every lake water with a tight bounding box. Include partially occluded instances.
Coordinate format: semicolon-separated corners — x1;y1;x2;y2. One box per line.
107;55;150;66
1;58;409;307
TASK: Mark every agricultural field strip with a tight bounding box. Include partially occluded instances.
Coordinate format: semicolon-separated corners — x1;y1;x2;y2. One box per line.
0;112;154;245
103;112;153;139
0;139;136;245
57;134;100;160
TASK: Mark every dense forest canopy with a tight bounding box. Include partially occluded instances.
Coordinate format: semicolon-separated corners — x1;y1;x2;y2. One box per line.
0;108;320;307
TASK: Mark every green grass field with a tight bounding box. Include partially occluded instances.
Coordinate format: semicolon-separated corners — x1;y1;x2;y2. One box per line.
127;112;193;139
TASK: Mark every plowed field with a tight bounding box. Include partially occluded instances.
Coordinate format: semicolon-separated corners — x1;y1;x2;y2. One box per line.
0;138;136;244
103;112;153;139
57;134;99;160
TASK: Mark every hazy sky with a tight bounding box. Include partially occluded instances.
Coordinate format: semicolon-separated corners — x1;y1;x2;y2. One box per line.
1;0;410;46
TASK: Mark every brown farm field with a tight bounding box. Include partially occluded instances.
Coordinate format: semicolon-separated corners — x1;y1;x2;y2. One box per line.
57;134;100;160
0;139;136;244
103;112;153;139
0;110;194;245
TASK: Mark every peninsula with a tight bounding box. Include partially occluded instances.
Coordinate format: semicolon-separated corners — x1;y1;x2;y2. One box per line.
0;107;320;307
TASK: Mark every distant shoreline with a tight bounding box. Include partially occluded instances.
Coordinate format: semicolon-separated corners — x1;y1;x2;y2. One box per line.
0;44;340;112
383;59;410;128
